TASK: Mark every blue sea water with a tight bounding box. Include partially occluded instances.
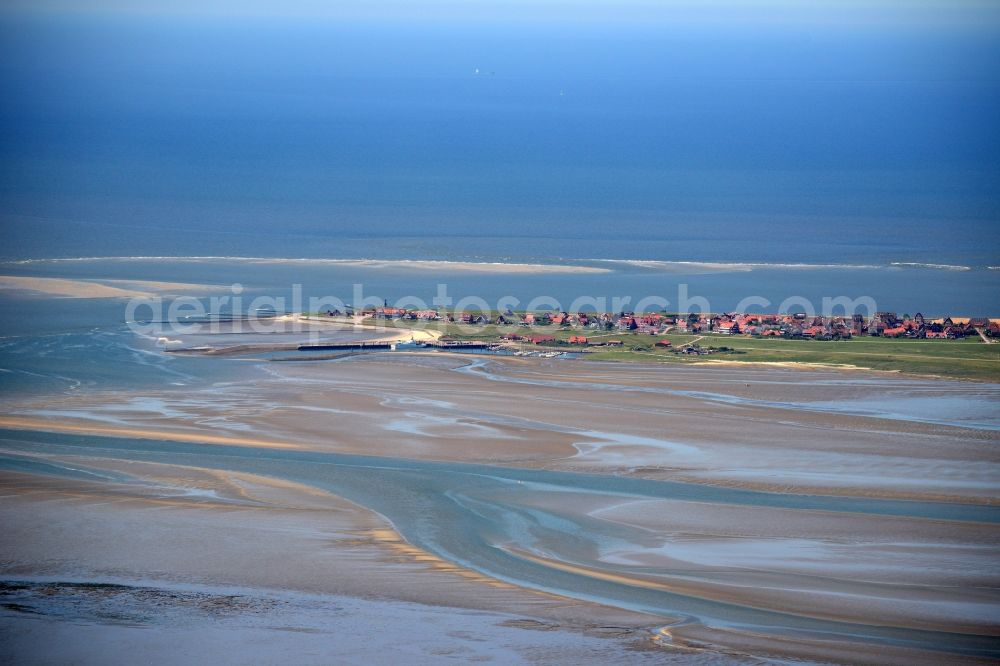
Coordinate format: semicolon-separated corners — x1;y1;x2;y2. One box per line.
0;3;998;309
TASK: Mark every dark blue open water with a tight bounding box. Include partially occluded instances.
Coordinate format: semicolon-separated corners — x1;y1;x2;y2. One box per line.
1;4;998;311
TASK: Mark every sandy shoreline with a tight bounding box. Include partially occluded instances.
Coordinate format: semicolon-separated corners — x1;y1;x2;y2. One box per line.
0;275;226;299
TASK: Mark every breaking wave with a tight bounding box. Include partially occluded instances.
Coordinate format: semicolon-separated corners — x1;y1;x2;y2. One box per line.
889;262;971;271
1;256;610;274
1;256;986;273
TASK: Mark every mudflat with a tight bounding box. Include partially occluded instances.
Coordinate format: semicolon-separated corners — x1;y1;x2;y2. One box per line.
1;354;997;664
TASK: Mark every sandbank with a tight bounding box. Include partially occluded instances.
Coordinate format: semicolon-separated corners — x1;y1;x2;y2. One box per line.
0;275;225;299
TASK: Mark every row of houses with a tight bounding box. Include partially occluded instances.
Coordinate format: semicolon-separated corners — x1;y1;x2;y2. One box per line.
698;312;1000;339
865;313;998;339
350;307;999;341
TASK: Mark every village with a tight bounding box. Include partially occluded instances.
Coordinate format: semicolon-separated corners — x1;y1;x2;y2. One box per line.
342;306;1000;346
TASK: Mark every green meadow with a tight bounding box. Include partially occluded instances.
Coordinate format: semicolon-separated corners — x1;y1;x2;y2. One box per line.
355;317;1000;381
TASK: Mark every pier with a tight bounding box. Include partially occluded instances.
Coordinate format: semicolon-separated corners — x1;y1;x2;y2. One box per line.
297;342;392;351
426;340;496;349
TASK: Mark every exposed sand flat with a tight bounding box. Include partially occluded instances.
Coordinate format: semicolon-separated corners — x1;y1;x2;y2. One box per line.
665;624;992;666
506;491;1000;634
2;444;995;665
0;581;686;666
5;256;612;274
4;354;997;502
0;276;152;298
2;354;997;664
0;416;303;450
0;466;670;657
501;547;996;665
692;358;875;372
0;275;224;298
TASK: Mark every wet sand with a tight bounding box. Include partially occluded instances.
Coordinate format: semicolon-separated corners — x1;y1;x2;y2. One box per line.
518;491;998;633
0;464;643;623
0;275;225;298
7;353;996;502
1;354;998;664
0;468;681;665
